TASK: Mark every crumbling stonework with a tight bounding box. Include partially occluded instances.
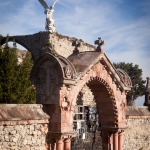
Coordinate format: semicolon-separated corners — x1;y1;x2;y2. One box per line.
50;33;96;58
1;32;95;61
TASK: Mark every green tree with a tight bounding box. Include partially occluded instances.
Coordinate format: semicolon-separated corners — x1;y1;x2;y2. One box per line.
113;62;146;106
0;42;36;103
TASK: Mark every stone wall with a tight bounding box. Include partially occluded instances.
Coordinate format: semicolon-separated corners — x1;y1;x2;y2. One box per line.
1;105;150;150
50;33;96;58
0;104;50;150
0;124;48;150
1;32;96;61
123;106;150;150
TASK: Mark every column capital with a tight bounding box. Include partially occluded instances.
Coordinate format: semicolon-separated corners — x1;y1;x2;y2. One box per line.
102;126;126;133
48;131;76;140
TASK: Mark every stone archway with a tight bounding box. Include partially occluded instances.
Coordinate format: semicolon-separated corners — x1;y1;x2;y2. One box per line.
30;49;131;150
66;61;128;150
1;33;132;150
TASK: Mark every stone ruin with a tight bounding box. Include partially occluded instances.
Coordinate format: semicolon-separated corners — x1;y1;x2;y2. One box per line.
0;30;150;150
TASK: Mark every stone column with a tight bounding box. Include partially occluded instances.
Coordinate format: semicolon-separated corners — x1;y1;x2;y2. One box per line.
64;138;71;150
108;134;113;150
113;132;118;150
118;132;123;150
102;131;109;150
56;139;63;150
49;138;56;150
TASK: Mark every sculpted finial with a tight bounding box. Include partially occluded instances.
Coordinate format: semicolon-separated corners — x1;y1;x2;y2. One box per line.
72;39;83;54
95;37;105;52
39;0;58;33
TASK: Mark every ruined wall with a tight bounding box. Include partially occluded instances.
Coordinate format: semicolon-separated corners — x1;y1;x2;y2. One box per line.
49;33;95;58
0;104;50;150
123;107;150;150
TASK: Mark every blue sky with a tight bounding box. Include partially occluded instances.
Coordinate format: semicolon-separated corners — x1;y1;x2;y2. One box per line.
0;0;150;106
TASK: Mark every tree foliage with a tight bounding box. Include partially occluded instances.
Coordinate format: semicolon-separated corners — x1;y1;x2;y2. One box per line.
113;62;146;106
0;41;36;104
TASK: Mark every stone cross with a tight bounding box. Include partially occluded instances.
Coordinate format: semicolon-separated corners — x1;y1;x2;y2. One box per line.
95;37;105;46
72;39;83;54
94;37;105;52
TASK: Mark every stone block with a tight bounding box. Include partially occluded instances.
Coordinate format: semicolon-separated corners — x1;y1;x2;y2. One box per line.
0;126;3;130
37;131;41;136
23;139;27;145
27;139;32;145
12;138;18;142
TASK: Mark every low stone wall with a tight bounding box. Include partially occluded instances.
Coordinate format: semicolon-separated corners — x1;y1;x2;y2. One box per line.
0;104;50;150
1;105;150;150
123;106;150;150
0;124;48;150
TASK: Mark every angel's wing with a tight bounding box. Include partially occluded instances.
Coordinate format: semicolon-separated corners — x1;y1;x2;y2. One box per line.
38;0;49;9
52;0;58;6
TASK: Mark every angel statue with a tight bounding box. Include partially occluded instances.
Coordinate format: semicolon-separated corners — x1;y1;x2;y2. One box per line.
39;0;58;32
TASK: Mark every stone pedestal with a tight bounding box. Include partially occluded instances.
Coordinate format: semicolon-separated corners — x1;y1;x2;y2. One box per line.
49;138;56;150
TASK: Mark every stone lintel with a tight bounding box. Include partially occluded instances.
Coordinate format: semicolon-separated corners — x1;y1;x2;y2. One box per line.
62;79;76;85
102;126;127;132
48;131;76;140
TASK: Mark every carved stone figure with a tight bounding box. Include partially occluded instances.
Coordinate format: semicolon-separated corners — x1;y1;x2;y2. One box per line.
64;65;73;79
120;100;126;120
39;0;58;32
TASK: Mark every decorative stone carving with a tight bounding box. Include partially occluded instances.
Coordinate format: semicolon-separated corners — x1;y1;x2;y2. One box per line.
120;100;126;120
95;37;105;52
58;56;77;80
72;39;83;54
95;37;105;46
116;68;132;87
61;97;70;111
64;65;73;79
39;0;58;32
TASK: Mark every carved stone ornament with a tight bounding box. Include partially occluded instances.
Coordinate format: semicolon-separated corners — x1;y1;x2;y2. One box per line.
60;93;70;111
120;100;126;120
38;0;58;32
64;65;73;79
116;68;132;87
